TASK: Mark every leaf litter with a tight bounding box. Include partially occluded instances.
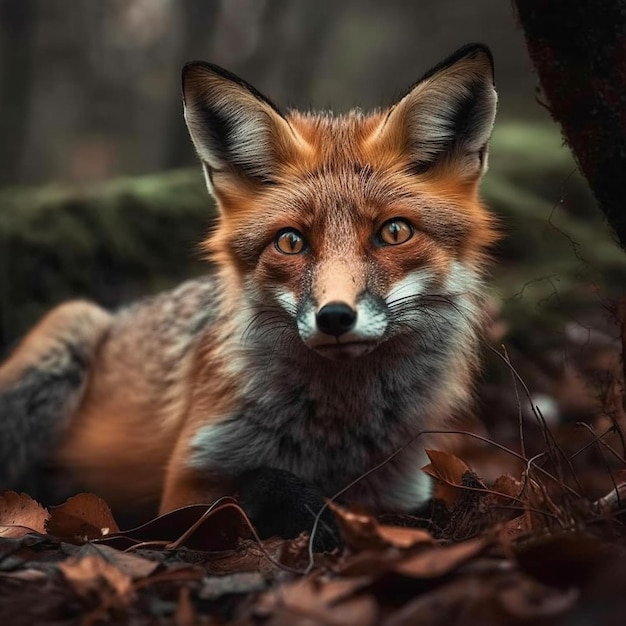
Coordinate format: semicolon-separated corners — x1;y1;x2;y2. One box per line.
3;340;626;623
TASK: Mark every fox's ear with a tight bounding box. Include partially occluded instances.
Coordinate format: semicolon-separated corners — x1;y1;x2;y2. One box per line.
372;44;497;180
182;62;298;188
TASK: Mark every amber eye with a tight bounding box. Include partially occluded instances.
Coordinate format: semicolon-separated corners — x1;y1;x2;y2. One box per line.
378;218;413;245
275;228;306;254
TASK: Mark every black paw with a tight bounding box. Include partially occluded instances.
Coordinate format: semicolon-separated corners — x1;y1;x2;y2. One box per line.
236;467;339;551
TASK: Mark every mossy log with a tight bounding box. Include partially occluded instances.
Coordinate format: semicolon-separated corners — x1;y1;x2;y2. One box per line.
1;123;624;355
0;170;212;352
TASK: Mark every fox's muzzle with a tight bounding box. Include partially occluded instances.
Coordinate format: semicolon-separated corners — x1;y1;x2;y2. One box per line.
315;302;357;337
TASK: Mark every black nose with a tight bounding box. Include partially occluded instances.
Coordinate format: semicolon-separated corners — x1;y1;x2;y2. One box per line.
316;302;357;337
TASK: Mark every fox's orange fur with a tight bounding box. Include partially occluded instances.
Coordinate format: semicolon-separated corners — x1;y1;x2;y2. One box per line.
0;44;498;521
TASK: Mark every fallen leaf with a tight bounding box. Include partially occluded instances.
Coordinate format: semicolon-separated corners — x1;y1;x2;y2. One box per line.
47;493;120;540
327;501;434;552
514;531;609;589
377;525;435;549
58;554;133;605
95;498;249;551
256;576;377;626
395;536;489;579
75;543;159;580
490;474;523;500
327;502;385;551
498;576;579;618
0;492;49;538
500;514;531;540
422;450;484;507
337;550;398;577
381;576;482;626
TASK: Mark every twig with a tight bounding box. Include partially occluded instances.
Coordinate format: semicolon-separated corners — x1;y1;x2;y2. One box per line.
502;344;526;459
488;343;585;495
570;423;626;465
123;498;306;575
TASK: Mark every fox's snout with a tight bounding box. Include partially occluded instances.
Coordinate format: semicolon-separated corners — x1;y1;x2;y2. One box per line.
293;288;388;359
311;299;385;359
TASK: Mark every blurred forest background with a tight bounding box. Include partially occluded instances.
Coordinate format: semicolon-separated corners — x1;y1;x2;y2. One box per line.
0;0;543;186
2;0;626;447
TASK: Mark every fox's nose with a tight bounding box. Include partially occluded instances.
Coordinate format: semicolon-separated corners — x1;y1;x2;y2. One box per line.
316;302;357;337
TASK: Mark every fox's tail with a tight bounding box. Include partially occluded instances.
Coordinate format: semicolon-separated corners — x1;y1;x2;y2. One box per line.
0;301;111;488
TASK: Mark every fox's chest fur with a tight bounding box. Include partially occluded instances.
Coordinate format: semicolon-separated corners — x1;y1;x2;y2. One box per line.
188;269;479;511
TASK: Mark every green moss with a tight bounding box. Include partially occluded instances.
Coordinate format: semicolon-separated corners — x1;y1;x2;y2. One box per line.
0;169;214;350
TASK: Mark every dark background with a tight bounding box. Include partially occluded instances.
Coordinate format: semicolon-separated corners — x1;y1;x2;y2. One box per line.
0;0;547;188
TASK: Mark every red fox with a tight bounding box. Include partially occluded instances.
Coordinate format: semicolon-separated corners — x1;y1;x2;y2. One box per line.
0;44;497;525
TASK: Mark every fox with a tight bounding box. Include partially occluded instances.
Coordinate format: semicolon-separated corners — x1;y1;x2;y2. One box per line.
0;44;497;532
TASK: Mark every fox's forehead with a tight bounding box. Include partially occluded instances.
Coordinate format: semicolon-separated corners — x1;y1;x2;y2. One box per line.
286;110;386;167
264;164;404;225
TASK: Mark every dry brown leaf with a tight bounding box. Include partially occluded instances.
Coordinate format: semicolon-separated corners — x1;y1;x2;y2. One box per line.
394;536;489;579
514;531;608;589
422;449;482;507
327;502;384;551
423;449;471;483
0;491;50;538
257;576;377;626
376;525;434;549
95;498;248;551
328;501;433;552
498;576;579;619
500;514;531;541
58;554;133;604
77;543;160;580
381;576;482;626
491;474;523;499
47;493;120;539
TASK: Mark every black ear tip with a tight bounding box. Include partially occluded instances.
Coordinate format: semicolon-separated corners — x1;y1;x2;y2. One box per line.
416;43;495;88
180;60;285;117
460;43;493;60
182;61;206;96
458;43;495;83
181;61;230;102
182;60;220;83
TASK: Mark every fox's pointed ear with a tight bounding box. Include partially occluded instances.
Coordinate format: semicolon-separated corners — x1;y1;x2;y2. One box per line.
182;62;299;189
372;44;497;180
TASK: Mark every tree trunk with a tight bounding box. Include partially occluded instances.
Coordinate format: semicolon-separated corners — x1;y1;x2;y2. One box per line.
513;0;626;250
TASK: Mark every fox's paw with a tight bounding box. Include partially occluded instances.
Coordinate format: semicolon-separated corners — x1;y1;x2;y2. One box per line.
236;467;339;552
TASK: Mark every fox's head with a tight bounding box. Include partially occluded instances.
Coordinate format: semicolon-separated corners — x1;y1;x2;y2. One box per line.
182;45;497;360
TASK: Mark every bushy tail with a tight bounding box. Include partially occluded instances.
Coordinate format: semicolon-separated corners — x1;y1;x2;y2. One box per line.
0;301;111;488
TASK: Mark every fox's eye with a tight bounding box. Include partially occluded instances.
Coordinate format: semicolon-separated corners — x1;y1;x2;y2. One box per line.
275;228;306;254
378;219;413;246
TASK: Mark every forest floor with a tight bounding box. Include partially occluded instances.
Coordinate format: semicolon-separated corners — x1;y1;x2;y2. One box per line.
2;311;626;625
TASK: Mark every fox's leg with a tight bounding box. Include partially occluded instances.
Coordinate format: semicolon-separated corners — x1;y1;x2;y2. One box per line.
159;422;233;513
159;464;232;513
159;461;232;513
0;301;111;488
